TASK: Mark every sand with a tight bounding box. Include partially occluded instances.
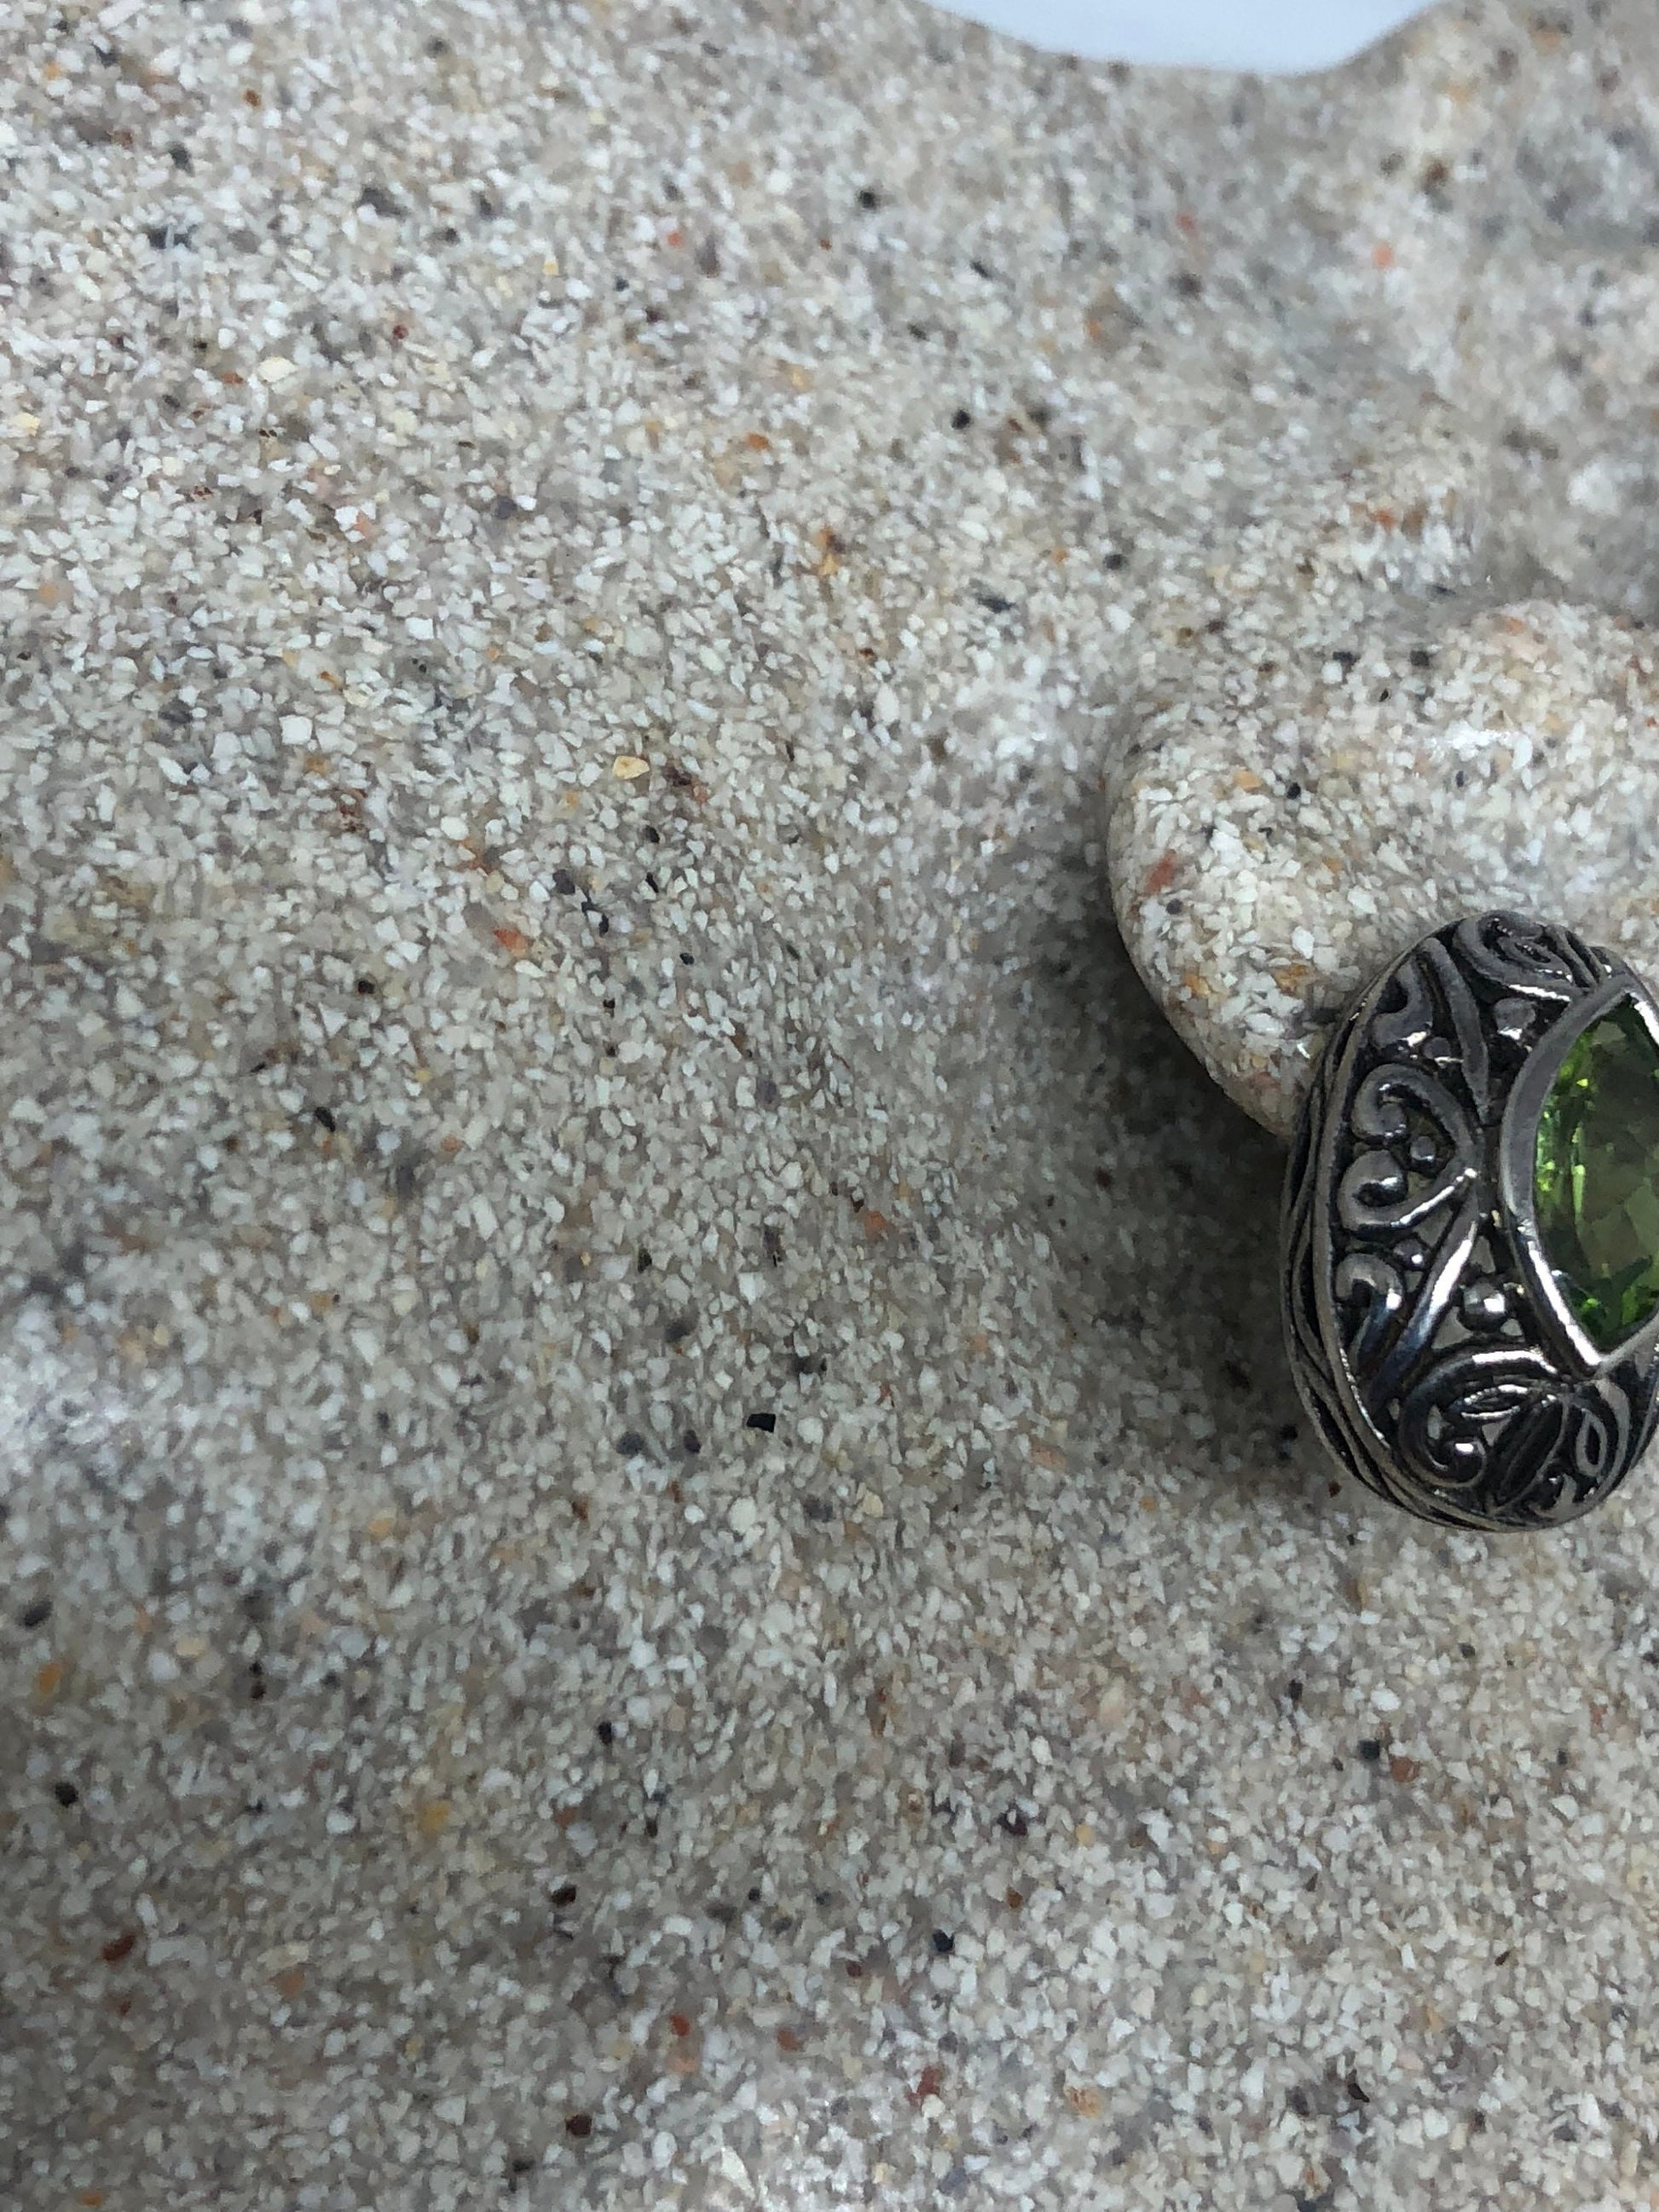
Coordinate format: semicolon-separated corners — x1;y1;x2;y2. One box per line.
3;1;1658;2206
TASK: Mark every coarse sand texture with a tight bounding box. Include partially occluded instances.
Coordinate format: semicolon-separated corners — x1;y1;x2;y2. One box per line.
4;3;1659;2209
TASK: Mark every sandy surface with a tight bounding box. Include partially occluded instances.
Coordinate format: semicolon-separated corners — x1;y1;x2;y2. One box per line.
1111;596;1659;1139
4;1;1659;2207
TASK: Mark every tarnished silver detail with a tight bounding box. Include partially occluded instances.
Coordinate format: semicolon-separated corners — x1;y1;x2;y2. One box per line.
1281;911;1659;1530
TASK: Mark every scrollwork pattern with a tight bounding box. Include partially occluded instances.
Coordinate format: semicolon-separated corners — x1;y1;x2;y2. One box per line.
1280;910;1659;1530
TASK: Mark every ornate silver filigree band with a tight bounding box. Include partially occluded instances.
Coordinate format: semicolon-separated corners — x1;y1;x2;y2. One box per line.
1281;911;1659;1531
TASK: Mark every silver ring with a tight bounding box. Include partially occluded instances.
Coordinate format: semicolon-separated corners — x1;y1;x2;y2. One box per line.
1282;910;1659;1530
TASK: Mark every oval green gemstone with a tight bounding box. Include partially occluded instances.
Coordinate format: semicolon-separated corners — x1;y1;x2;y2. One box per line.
1534;998;1659;1352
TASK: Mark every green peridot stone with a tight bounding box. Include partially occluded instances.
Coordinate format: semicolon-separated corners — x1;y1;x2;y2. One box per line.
1535;998;1659;1353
